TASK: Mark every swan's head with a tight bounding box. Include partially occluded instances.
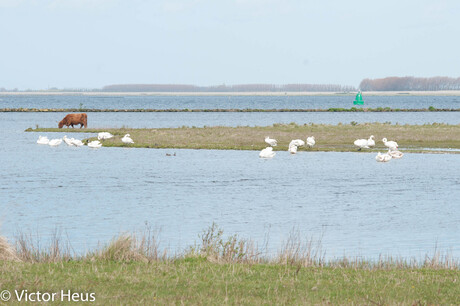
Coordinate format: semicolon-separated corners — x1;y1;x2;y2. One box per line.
369;135;375;140
125;134;130;137
265;136;269;140
382;138;387;142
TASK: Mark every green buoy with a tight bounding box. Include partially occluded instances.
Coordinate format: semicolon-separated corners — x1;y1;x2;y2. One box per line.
353;90;364;105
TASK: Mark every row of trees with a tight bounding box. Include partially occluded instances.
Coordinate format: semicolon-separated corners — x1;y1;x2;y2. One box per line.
4;77;460;92
359;76;460;91
102;83;355;92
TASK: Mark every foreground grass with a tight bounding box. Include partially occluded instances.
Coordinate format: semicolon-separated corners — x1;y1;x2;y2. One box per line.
1;260;459;304
1;223;459;305
27;123;460;152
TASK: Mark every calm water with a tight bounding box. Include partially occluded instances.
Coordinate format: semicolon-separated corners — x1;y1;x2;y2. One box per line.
3;112;460;128
1;94;460;110
1;113;459;259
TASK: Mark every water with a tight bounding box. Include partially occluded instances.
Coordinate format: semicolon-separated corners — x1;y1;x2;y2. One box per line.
1;113;459;260
1;94;460;110
3;111;460;128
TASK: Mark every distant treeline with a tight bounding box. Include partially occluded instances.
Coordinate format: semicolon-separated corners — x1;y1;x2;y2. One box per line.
4;77;460;92
359;76;460;91
102;84;355;92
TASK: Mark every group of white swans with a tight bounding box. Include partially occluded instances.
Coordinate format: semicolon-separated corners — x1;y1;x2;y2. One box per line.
259;136;316;158
36;133;134;149
354;135;404;162
259;135;404;162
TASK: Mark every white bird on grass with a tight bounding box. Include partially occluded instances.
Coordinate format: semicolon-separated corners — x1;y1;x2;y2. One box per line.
122;134;134;144
306;136;315;148
36;136;49;145
48;139;62;147
382;138;398;151
354;135;375;150
98;132;114;140
367;135;375;148
259;147;276;158
375;152;392;162
87;140;102;148
265;136;277;147
290;139;305;147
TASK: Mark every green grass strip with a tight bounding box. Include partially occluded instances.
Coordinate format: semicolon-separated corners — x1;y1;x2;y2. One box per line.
1;260;459;304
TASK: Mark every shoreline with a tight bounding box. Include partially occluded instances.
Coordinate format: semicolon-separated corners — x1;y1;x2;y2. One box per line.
2;227;458;304
4;90;460;96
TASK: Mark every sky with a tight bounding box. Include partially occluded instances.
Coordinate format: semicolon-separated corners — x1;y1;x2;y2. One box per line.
1;0;460;89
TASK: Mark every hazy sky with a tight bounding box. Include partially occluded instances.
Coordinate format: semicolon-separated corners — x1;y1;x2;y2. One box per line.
1;0;459;89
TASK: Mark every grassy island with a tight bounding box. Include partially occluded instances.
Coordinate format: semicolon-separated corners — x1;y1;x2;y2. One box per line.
27;123;460;153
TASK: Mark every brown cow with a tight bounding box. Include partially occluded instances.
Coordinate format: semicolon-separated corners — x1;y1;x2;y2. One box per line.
58;113;88;128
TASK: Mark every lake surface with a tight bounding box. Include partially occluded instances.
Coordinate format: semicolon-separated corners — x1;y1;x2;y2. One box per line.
2;111;460;128
1;94;460;110
1;112;459;260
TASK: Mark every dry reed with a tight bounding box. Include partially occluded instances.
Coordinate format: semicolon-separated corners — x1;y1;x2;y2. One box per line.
1;225;458;270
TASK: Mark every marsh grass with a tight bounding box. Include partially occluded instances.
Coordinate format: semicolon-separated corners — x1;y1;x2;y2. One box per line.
15;230;73;263
27;123;460;152
2;224;458;270
88;227;166;263
0;235;19;261
1;225;459;304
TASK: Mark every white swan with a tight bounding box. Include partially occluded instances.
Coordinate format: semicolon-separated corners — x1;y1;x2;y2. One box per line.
288;144;298;154
87;140;102;148
98;132;114;140
48;139;62;147
382;138;398;151
290;139;305;147
122;134;134;144
367;135;375;147
354;138;369;150
388;150;404;159
62;135;74;146
354;135;374;150
259;147;276;158
306;136;315;148
36;136;49;145
71;139;84;146
265;136;277;147
375;152;392;162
